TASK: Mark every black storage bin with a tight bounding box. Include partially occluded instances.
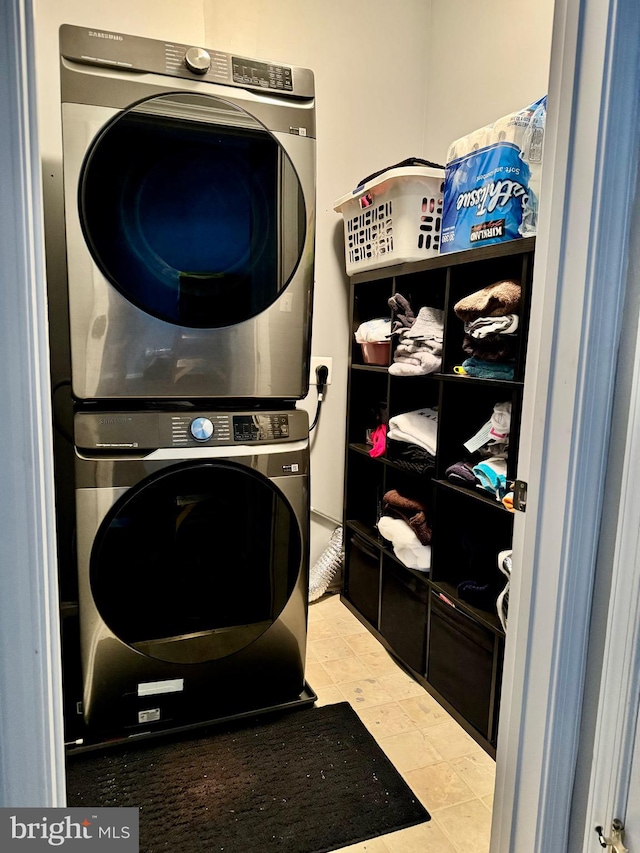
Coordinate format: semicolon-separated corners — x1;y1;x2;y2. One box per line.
345;532;380;627
428;591;496;738
380;558;429;674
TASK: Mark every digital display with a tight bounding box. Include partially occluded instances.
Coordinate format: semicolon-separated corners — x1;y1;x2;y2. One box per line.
232;57;292;91
233;415;289;441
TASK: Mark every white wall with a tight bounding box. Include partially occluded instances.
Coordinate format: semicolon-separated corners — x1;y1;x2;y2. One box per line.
204;0;435;565
425;0;555;163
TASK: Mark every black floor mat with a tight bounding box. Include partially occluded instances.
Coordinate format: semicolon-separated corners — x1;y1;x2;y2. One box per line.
66;701;430;853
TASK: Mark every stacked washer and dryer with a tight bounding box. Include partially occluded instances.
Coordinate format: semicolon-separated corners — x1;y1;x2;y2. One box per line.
48;25;316;741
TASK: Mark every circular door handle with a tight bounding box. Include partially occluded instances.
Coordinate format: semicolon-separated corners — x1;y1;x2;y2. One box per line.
184;47;211;75
190;417;214;441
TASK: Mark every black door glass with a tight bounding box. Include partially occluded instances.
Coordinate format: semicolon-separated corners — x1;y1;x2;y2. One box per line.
79;93;306;328
90;462;302;663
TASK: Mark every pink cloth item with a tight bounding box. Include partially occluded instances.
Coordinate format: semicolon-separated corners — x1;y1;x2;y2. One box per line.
369;424;387;458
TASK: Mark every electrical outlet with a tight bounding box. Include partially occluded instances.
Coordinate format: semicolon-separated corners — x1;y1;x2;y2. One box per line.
310;356;333;385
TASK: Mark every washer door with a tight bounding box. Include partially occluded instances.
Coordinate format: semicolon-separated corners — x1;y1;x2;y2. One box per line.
89;462;302;664
79;92;306;328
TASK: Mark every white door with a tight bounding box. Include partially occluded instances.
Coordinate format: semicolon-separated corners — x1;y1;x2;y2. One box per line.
0;0;65;806
492;0;640;849
565;170;640;852
626;725;640;850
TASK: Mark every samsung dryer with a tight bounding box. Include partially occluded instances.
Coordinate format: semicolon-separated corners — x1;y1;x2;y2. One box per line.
58;25;315;402
73;407;309;737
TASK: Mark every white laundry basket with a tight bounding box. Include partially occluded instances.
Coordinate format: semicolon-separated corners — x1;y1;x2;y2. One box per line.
334;163;445;276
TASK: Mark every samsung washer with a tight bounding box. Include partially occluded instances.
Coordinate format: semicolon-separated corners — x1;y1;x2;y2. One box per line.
57;25;315;402
73;407;309;737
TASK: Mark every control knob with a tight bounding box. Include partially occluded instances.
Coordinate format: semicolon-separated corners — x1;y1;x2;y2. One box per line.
190;417;214;441
184;47;211;75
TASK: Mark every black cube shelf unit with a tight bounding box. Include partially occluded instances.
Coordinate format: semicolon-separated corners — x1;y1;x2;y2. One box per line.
341;236;535;757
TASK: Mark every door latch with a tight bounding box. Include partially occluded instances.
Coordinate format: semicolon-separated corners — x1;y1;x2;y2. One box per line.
513;479;528;512
595;819;628;852
513;480;529;512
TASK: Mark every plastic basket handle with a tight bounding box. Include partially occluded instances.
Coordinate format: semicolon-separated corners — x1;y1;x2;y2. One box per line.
356;157;445;189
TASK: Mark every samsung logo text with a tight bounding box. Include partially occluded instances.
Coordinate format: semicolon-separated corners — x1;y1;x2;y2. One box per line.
88;31;123;41
99;417;132;425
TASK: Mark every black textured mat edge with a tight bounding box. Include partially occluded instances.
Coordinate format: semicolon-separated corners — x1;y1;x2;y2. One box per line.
66;701;430;853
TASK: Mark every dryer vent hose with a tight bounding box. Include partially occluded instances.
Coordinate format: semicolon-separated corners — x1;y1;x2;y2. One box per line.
309;526;344;602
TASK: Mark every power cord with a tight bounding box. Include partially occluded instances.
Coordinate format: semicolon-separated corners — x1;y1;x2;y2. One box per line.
309;364;329;432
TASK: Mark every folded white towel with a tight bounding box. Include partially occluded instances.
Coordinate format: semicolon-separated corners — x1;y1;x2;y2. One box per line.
377;516;431;571
402;306;445;343
387;407;438;454
395;339;443;358
388;353;442;376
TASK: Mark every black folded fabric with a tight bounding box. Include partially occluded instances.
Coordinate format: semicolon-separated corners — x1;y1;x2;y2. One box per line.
386;439;435;475
445;460;477;485
461;334;517;362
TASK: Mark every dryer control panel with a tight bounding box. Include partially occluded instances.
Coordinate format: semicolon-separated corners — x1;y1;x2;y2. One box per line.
59;25;313;99
74;409;308;451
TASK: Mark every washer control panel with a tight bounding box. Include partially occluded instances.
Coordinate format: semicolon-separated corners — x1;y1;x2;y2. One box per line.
74;410;307;451
171;414;231;446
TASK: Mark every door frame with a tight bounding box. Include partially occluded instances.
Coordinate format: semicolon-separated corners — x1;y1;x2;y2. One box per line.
492;0;640;849
0;0;65;806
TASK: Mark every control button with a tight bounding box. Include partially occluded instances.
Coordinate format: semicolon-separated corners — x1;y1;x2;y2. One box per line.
190;417;214;441
184;47;211;74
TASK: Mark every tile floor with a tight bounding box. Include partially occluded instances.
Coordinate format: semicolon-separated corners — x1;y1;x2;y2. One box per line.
306;593;495;853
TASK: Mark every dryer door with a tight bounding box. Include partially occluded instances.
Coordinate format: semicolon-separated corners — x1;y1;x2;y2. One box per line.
78;92;306;329
89;461;303;664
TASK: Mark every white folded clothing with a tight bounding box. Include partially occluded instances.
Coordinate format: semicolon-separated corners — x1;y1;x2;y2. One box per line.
464;313;519;339
388;353;442;376
354;317;392;343
377;516;431;572
387;407;438;455
395;338;443;358
490;400;511;443
402;306;445;343
395;338;442;357
463;401;512;454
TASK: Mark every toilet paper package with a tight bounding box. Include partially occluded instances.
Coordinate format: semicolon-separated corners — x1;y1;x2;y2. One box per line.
440;96;546;254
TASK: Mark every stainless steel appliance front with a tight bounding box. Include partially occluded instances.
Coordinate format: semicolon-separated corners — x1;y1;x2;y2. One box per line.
74;407;309;735
59;25;316;401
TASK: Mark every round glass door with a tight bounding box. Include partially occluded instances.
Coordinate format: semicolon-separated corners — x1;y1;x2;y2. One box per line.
90;462;302;664
79;93;306;328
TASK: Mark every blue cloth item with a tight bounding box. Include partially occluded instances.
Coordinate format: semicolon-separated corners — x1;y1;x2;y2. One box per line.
461;356;515;380
473;457;508;499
